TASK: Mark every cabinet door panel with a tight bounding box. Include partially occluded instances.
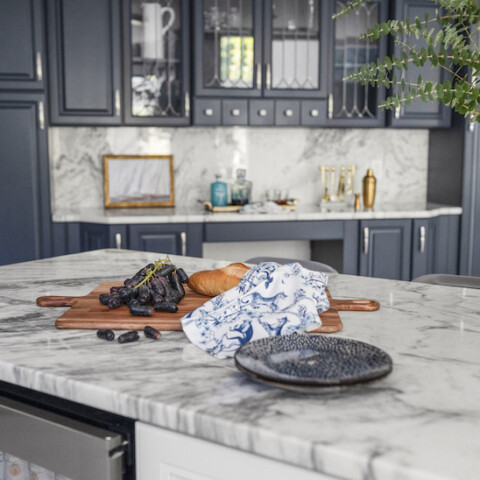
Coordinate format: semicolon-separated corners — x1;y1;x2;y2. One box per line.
123;0;191;125
360;220;411;280
47;0;122;124
249;99;275;125
0;0;45;90
193;0;263;98
389;0;450;128
0;94;51;266
263;0;328;98
326;0;388;127
275;100;300;126
129;225;186;255
80;224;127;251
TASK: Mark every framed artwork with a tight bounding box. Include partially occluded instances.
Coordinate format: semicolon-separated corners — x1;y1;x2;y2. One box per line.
104;155;174;207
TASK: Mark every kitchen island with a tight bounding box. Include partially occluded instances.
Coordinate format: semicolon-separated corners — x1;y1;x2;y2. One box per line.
0;249;478;480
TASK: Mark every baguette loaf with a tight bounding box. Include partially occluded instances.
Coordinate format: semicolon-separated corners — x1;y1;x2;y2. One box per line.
188;263;251;296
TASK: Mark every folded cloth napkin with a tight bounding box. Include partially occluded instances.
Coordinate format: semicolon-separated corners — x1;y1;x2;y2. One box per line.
238;201;287;214
181;262;329;359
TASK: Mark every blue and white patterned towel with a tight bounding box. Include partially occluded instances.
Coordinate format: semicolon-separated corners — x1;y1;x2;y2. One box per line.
181;262;330;358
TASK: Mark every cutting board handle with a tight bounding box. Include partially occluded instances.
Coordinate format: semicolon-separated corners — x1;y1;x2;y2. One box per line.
330;299;380;311
36;296;76;307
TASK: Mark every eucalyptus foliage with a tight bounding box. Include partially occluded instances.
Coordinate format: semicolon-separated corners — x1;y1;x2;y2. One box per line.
335;0;480;122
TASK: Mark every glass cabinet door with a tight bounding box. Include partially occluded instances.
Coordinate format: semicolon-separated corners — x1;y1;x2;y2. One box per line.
263;0;327;97
123;0;190;124
328;0;387;126
194;0;262;97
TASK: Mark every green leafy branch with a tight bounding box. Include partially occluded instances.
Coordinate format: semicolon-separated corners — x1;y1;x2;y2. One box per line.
335;0;480;122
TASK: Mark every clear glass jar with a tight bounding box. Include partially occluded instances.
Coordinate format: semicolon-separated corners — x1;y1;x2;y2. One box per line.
231;169;252;205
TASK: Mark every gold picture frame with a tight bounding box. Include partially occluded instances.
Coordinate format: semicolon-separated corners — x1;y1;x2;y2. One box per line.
104;155;174;208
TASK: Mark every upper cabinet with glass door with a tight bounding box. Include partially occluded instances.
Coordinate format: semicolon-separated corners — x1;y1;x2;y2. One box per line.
123;0;190;125
193;0;262;97
263;0;328;98
326;0;388;127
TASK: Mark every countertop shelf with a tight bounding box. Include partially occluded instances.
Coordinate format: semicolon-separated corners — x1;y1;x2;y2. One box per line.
0;249;478;480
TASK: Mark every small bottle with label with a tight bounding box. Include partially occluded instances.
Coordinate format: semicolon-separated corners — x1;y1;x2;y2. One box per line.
210;174;228;207
362;169;376;209
231;169;252;205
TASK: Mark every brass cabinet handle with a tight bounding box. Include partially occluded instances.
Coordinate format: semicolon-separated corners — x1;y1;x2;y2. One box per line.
419;226;426;253
115;233;122;249
256;63;262;89
36;52;43;81
328;94;333;119
266;63;271;89
231;108;240;117
114;89;121;116
38;101;45;130
310;109;319;117
363;227;369;255
258;109;268;117
284;109;293;117
204;108;213;117
395;107;401;119
181;232;187;256
185;91;190;117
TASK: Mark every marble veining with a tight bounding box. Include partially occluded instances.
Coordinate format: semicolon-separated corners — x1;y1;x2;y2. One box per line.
49;127;429;213
1;250;479;480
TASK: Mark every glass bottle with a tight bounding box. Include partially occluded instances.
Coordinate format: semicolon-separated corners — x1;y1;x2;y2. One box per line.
210;174;228;207
231;169;252;205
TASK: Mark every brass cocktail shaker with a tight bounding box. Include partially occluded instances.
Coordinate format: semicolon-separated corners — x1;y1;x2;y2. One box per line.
362;169;376;209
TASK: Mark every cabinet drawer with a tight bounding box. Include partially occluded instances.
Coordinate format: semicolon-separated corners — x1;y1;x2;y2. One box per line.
301;100;327;126
222;100;248;126
193;99;221;125
249;100;274;126
275;100;300;126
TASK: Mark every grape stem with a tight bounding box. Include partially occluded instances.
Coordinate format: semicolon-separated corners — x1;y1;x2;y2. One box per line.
135;257;175;288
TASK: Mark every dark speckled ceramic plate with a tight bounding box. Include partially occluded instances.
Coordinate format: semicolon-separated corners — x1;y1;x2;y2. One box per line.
234;334;393;388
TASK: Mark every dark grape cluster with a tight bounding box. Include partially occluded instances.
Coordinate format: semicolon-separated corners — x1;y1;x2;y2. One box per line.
98;259;189;317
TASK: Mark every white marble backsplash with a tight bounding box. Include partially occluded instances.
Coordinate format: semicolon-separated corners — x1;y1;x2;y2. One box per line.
48;127;429;211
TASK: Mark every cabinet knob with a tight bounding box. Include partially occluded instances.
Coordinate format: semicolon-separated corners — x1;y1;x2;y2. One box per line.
258;109;268;117
204;108;214;117
310;109;319;117
231;108;241;117
284;109;294;117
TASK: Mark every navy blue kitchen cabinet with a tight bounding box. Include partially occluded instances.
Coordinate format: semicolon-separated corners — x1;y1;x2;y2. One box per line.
47;0;122;125
0;0;46;91
193;0;329;127
80;224;128;251
411;216;459;280
359;219;412;280
122;0;191;125
325;0;389;127
388;0;451;128
129;224;203;257
0;93;52;266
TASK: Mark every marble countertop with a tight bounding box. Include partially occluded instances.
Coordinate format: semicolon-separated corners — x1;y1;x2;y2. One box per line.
1;249;478;480
52;202;462;224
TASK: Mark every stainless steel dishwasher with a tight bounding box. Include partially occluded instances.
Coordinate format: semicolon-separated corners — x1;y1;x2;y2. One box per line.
0;384;135;480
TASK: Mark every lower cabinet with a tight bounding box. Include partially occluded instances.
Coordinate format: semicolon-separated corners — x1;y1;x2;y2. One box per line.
72;223;204;257
359;219;412;280
81;223;127;251
128;224;203;257
136;422;335;480
359;217;459;281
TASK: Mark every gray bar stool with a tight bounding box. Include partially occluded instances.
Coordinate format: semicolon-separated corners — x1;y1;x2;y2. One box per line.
245;256;338;274
412;274;480;289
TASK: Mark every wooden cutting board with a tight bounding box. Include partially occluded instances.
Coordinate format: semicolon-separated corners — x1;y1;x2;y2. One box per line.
37;282;379;333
